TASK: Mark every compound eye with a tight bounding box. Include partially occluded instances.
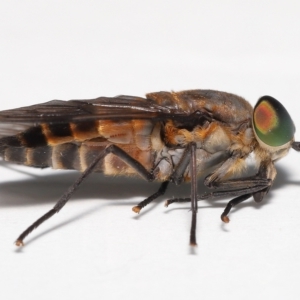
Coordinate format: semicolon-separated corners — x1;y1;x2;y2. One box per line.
253;96;295;147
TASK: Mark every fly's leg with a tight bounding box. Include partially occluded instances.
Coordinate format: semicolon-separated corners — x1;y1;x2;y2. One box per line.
163;144;195;207
165;185;268;223
164;185;262;206
220;194;252;223
15;149;105;247
159;143;198;246
122;135;192;214
15;144;155;247
203;159;273;200
189;143;198;246
200;184;270;223
202;160;274;222
200;183;270;200
165;160;275;224
165;143;198;245
165;197;191;207
165;175;269;206
132;181;169;213
170;144;193;185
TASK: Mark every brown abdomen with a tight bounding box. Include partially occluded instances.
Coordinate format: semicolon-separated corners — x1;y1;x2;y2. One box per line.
0;119;156;176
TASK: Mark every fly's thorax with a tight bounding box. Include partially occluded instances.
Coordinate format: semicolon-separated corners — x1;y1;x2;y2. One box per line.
153;146;232;183
153;147;185;181
162;119;255;155
228;127;256;155
146;90;253;124
150;122;164;151
152;115;256;182
200;123;231;153
163;119;231;151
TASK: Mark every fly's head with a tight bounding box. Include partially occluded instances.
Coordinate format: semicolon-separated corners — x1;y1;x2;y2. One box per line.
252;95;296;161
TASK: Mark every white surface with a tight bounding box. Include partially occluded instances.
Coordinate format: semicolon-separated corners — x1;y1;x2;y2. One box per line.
1;1;300;299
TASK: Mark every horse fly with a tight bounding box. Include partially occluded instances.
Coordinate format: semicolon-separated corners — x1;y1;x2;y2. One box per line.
0;90;298;247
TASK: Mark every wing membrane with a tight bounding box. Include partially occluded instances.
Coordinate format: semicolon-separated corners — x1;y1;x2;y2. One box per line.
0;95;173;124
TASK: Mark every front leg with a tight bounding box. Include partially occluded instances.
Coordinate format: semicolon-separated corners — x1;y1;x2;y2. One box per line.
166;158;276;223
203;159;276;221
204;159;275;200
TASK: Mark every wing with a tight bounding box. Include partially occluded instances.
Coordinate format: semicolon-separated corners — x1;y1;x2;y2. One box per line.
0;95;174;123
0;90;252;137
0;95;180;137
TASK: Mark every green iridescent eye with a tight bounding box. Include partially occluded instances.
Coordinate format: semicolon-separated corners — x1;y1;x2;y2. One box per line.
253;96;295;147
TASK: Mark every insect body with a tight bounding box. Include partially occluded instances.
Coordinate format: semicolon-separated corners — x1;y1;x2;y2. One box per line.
0;90;298;246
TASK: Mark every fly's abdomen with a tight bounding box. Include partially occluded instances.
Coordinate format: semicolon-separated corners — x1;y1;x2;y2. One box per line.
0;134;51;168
0;121;100;168
51;143;106;172
0;139;109;172
0;144;52;168
0;119;156;175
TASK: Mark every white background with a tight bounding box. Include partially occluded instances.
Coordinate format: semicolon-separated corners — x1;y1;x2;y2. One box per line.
1;1;300;299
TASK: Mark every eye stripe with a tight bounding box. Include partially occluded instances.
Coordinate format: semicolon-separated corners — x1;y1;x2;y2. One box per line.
254;100;278;134
253;96;295;147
